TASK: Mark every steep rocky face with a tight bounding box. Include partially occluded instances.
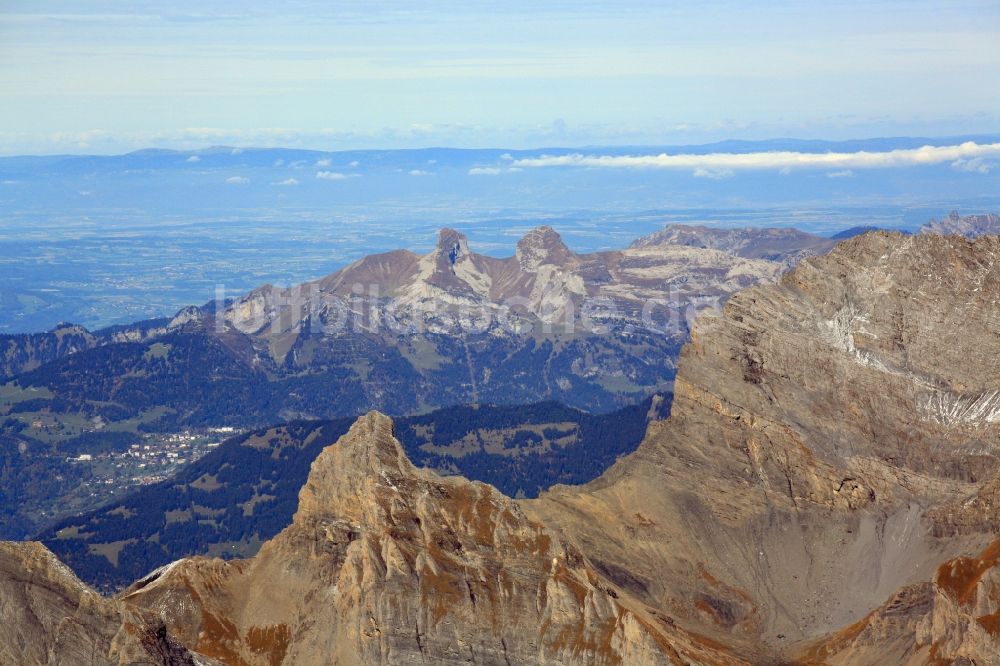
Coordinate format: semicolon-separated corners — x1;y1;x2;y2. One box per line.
530;231;1000;659
115;412;742;665
629;223;837;267
921;210;1000;238
0;541;202;665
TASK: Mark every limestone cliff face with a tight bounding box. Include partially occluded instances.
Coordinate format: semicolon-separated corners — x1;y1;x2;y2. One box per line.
117;412;742;665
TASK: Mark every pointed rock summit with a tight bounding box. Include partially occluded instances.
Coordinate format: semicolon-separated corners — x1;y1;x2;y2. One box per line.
516;225;574;270
434;227;470;270
293;411;416;523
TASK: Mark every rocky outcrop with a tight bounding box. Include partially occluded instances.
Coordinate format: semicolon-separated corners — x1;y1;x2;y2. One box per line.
921;210;1000;238
799;539;1000;664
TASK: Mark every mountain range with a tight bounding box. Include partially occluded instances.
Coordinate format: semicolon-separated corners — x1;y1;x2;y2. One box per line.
4;229;1000;663
0;216;986;537
0;221;846;541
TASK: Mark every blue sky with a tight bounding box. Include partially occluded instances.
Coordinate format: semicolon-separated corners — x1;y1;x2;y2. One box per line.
1;0;999;154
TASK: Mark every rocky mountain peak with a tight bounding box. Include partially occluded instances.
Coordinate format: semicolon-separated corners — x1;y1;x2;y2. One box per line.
293;411;416;524
516;225;574;270
434;227;470;268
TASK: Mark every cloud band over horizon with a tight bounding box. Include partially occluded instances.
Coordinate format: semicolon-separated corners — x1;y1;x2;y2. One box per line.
512;142;1000;174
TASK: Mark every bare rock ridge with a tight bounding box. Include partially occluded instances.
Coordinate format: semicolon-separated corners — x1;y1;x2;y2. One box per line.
221;224;786;347
119;411;747;665
0;541;202;666
0;412;741;665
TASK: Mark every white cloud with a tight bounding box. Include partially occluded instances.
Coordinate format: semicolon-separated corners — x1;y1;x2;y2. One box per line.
273;159;284;166
273;178;300;186
693;167;733;179
230;148;244;155
826;169;854;178
348;160;360;168
951;157;992;174
225;176;250;185
315;158;332;167
468;167;503;176
500;153;513;161
409;169;431;176
512;142;1000;173
185;155;200;163
316;170;349;180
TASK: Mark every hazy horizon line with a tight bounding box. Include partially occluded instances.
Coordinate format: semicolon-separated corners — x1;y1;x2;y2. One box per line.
4;132;1000;159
